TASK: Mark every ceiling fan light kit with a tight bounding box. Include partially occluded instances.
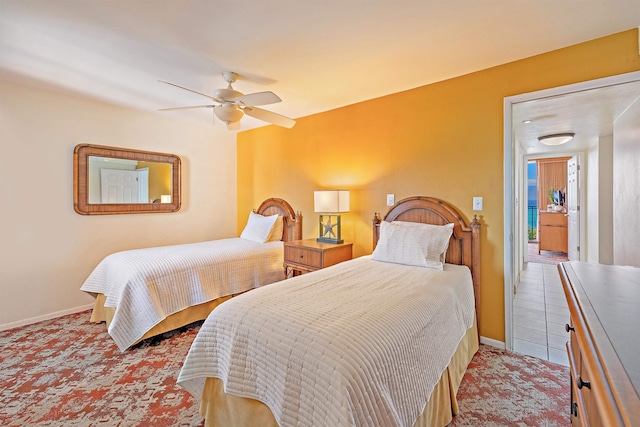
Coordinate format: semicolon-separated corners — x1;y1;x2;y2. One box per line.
215;104;244;124
159;71;295;130
538;132;575;146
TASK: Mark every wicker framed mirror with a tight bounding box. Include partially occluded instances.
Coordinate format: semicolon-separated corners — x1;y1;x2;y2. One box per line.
73;144;181;215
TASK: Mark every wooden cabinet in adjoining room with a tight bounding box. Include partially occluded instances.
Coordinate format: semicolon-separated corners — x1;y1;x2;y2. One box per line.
538;211;568;254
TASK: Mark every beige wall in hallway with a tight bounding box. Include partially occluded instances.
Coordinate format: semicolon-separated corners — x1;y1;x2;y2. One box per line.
613;96;640;266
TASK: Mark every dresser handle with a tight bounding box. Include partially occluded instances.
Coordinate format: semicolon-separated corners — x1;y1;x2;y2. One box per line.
577;376;591;389
571;402;578;417
299;255;304;258
565;324;575;333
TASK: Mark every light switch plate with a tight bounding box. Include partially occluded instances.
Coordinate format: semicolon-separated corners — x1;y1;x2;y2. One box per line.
386;194;395;206
473;197;483;211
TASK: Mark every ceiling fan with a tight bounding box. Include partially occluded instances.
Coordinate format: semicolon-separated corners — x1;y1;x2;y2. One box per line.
159;71;296;130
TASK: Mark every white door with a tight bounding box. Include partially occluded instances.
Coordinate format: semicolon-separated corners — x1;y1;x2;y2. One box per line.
137;167;149;203
567;156;580;261
100;168;139;203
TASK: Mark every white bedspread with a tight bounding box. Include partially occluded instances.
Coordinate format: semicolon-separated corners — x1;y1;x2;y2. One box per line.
80;238;284;351
177;256;475;427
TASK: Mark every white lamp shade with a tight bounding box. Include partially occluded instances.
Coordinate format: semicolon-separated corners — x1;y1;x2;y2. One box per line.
314;190;350;213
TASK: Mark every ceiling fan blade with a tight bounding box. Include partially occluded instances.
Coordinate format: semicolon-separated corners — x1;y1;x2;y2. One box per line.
227;121;241;131
243;107;296;128
158;105;214;111
235;91;282;107
158;80;214;100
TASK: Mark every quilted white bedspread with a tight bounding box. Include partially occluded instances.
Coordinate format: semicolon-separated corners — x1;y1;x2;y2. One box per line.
177;256;475;427
80;238;285;351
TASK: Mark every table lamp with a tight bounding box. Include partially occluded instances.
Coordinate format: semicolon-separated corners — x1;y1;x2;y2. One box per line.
314;190;349;244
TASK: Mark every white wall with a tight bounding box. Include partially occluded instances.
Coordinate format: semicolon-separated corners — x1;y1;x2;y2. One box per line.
597;136;614;264
0;80;237;328
613;97;640;266
587;144;599;263
586;136;614;264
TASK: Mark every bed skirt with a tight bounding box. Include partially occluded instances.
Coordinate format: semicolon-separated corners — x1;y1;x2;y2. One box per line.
198;316;479;427
89;293;237;347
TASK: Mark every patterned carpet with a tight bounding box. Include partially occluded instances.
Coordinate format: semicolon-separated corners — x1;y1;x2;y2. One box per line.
528;242;568;265
0;310;569;426
451;345;569;426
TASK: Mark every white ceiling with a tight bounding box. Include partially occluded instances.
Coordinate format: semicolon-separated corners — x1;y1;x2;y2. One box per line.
1;0;640;139
513;79;640;155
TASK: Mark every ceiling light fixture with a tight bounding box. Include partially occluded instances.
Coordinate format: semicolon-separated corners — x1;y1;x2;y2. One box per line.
538;133;575;146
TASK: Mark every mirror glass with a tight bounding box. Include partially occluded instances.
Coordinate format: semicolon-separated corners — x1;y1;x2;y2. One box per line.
74;144;181;215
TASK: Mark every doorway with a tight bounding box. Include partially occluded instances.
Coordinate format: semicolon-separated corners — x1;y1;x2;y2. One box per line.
527;156;571;265
503;70;640;352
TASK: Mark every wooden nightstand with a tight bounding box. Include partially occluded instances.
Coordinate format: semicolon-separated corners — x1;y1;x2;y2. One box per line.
284;239;353;277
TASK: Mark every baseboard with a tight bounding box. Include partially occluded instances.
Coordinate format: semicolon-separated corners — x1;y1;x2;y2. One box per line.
0;303;94;332
480;336;506;349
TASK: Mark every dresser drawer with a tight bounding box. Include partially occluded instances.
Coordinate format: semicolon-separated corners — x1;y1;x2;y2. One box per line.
284;246;322;269
540;212;568;227
284;239;353;275
567;340;588;426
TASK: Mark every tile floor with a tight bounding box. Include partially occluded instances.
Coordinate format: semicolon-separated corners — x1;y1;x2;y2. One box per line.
513;261;570;366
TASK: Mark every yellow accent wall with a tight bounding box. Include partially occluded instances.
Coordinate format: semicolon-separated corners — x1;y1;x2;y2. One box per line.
237;29;640;342
138;161;172;202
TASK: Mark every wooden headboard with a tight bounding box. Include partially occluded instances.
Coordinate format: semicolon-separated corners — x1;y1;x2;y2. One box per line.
373;196;481;332
256;198;303;242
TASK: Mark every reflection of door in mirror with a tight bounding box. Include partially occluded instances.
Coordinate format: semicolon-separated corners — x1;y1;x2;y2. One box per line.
88;156;171;204
100;168;140;203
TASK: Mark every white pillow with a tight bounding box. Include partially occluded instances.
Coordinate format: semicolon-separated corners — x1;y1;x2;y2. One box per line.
391;220;452;264
240;211;279;243
372;221;454;269
266;215;284;242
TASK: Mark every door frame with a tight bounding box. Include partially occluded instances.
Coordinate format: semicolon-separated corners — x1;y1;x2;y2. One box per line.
137;167;149;203
503;70;640;351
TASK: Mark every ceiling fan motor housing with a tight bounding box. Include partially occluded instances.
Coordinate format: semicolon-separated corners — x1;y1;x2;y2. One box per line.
213;87;243;101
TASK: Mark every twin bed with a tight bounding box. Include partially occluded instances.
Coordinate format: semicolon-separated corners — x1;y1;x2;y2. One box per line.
82;195;481;426
177;196;481;427
81;198;302;351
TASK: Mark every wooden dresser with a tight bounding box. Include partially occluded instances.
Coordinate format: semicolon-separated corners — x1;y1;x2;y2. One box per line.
539;211;568;253
559;262;640;426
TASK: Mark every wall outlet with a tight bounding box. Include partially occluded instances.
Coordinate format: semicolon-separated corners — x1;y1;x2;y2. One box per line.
386;194;395;206
473;197;483;211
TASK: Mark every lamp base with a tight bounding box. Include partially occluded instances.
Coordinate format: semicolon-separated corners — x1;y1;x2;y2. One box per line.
316;237;344;244
317;214;343;244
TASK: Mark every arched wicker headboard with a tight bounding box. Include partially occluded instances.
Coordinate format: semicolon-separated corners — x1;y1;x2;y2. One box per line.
256;198;303;242
373;196;480;334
